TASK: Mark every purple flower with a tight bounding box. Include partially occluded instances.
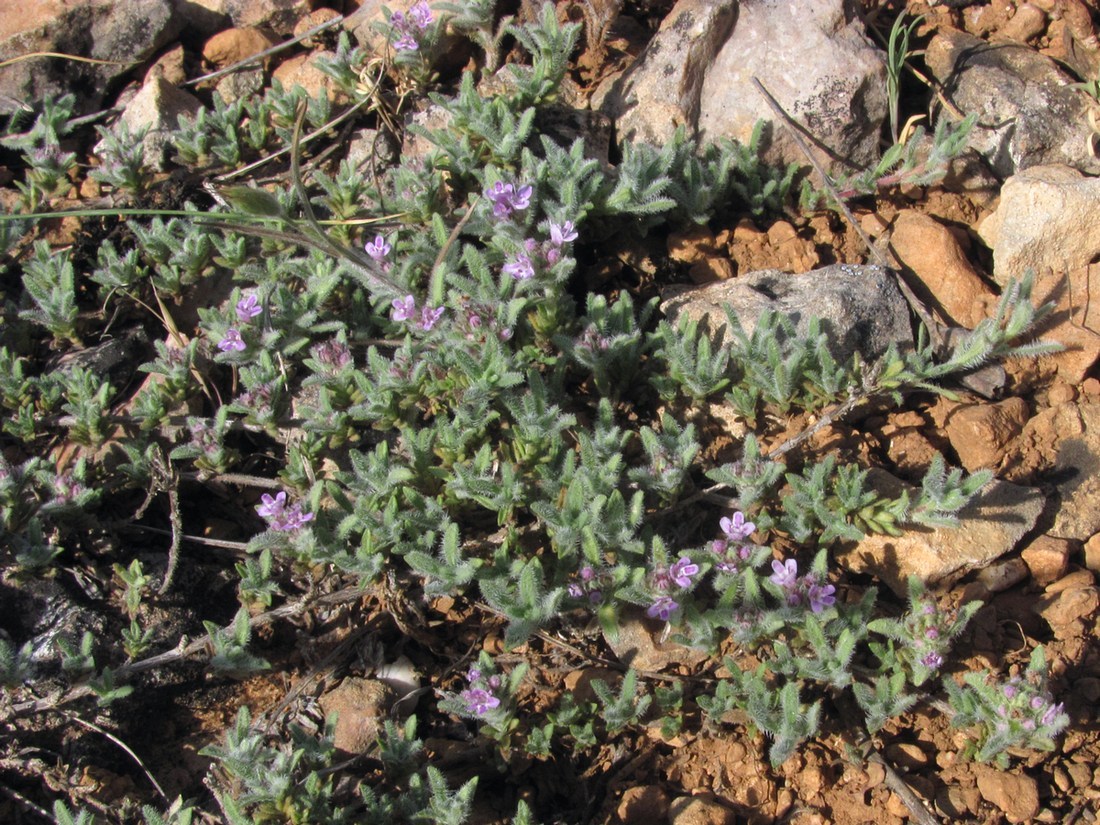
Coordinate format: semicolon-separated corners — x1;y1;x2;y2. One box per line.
235;294;262;322
408;1;433;30
417;305;445;331
391;295;416;322
580;566;595;582
720;511;755;542
646;596;679;622
461;687;500;717
364;235;391;261
1030;696;1046;711
807;582;836;613
217;328;247;352
1041;703;1063;727
669;557;699;588
549;220;578;246
920;651;944;670
567;583;584;598
257;490;313;532
466;667;481;682
503;253;535;281
271;504;314;532
393;32;418;51
925;627;940;641
256;491;287;518
1003;684;1018;699
486;180;533;220
769;558;798;590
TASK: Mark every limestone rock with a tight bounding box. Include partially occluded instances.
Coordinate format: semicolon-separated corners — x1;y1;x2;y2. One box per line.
598;0;737;148
888;210;996;329
944;397;1030;472
0;0;182;115
835;470;1045;596
1002;403;1100;540
925;29;1100;177
96;76;202;171
660;264;913;366
978;165;1100;283
318;678;394;753
696;0;887;170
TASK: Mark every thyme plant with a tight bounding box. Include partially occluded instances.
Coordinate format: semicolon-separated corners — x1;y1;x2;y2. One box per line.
0;2;1071;822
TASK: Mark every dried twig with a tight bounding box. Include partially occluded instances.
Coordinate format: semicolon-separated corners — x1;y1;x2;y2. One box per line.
65;712;170;805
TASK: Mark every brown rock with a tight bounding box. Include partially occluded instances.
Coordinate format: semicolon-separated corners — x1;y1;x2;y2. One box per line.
615;786;670;825
203;26;280;69
1020;535;1073;585
318;678;394;753
836;470;1045;596
145;44;187;86
975;765;1041;823
1002;404;1100;539
884;742;930;770
1035;585;1100;635
1084;532;1100;572
603;611;708;672
272;51;347;104
293;6;341;45
668;226;717;264
889;210;996;328
667;795;737;825
945;397;1029;471
563;667;620;704
1001;3;1048;43
689;258;734;284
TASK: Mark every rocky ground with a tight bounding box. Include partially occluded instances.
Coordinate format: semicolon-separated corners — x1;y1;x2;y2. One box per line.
3;0;1100;823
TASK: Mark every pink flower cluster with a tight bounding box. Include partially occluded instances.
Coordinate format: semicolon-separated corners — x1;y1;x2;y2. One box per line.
486;180;532;220
390;1;433;51
217;293;263;352
767;557;836;613
256;490;314;532
391;295;445;331
646;556;700;622
460;665;503;718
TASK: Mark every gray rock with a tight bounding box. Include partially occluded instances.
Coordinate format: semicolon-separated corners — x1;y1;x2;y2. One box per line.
96;77;203;171
599;0;885;169
660;264;913;366
0;0;182;116
835;470;1046;597
214;68;265;104
598;0;737;147
925;29;1100;177
697;0;887;170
